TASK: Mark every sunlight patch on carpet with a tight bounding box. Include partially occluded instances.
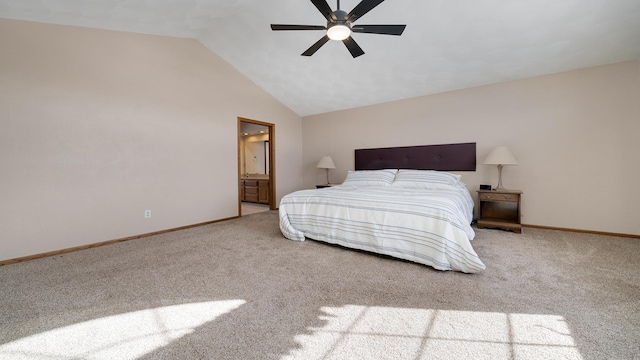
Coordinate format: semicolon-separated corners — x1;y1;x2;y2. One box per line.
285;305;583;360
0;300;245;360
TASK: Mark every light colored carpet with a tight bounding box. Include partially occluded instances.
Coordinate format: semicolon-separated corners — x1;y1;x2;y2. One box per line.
0;210;638;360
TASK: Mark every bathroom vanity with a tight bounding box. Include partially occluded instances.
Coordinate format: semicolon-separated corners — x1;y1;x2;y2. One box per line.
241;177;270;204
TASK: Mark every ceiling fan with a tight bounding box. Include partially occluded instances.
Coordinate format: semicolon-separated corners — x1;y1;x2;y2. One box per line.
270;0;406;58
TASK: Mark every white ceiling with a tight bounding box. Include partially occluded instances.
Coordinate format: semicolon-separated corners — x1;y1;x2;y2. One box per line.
1;0;639;116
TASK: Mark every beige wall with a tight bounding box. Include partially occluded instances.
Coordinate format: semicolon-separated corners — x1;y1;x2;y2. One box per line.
0;19;303;261
302;61;640;236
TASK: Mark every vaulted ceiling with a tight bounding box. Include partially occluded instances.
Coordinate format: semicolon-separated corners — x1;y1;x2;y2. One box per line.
1;0;639;116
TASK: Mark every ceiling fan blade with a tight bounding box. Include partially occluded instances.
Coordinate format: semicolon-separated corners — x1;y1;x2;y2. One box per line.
271;24;326;31
302;35;330;56
311;0;335;22
342;36;365;58
347;0;385;23
352;24;406;35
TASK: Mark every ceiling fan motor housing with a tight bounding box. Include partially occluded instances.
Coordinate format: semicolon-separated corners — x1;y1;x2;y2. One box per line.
330;9;348;23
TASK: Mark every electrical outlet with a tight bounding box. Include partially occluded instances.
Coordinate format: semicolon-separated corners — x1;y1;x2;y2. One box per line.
144;210;151;218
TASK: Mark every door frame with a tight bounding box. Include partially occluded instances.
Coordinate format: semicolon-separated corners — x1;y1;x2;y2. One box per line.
238;117;276;215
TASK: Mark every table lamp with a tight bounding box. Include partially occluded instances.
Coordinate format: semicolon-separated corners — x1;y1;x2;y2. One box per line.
317;156;335;185
483;147;518;191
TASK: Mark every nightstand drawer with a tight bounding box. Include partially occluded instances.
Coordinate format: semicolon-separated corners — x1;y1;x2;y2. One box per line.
479;192;519;202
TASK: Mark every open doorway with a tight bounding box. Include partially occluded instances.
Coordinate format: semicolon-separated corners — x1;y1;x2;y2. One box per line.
238;117;275;216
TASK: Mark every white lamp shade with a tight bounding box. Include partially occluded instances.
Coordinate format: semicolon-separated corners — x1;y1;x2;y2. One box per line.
483;147;518;165
317;156;336;169
327;24;351;41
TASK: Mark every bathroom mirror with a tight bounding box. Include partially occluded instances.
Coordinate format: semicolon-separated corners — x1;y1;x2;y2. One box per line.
244;140;269;175
240;122;270;177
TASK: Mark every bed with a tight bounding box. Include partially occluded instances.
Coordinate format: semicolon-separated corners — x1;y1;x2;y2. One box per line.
278;143;485;273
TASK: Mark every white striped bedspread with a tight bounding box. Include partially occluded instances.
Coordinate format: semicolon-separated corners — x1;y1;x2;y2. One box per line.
279;185;486;273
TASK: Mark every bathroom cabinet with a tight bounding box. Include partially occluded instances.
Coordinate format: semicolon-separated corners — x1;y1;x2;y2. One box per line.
241;179;269;204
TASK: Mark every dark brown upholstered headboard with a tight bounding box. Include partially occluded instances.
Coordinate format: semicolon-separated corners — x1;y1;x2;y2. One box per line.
355;142;476;171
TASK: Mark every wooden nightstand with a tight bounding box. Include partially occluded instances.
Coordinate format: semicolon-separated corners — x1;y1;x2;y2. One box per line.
476;190;523;233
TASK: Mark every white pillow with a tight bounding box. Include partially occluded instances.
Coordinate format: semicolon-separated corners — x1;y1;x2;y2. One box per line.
342;169;398;187
391;169;462;189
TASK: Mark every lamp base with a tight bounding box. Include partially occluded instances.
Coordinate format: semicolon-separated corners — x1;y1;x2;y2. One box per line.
494;164;507;191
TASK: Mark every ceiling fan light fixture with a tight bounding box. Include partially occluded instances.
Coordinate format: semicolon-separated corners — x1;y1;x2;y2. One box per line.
327;24;351;41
